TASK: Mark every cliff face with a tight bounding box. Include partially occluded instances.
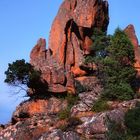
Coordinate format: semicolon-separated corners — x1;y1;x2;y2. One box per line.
124;24;140;76
30;0;109;94
1;0;140;140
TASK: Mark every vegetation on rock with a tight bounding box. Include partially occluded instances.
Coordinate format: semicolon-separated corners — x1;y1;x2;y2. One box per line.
106;103;140;140
106;119;126;140
91;98;110;112
86;28;136;101
58;94;79;120
124;103;140;137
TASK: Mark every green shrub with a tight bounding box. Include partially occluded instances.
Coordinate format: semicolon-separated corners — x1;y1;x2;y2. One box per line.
124;106;140;136
75;80;87;93
59;124;68;132
106;118;127;140
85;28;136;101
58;108;70;120
91;99;110;112
102;82;134;101
58;94;79;120
84;55;95;64
65;94;79;108
106;105;140;140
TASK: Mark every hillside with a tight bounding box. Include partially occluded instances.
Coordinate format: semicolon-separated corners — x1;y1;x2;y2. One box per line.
1;0;140;140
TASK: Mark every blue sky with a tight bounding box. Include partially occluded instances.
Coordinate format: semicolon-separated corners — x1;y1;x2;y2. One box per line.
0;0;140;124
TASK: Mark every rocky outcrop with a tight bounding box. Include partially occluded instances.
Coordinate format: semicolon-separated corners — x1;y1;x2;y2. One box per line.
12;97;67;123
30;0;109;94
49;0;109;66
0;96;139;140
2;0;140;140
124;24;140;76
38;130;80;140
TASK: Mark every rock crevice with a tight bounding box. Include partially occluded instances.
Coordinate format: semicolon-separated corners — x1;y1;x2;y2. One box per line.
30;0;109;93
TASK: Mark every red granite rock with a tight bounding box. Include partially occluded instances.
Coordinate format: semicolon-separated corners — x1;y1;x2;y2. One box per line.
49;0;109;66
30;38;46;68
30;0;109;94
12;97;67;122
124;24;140;76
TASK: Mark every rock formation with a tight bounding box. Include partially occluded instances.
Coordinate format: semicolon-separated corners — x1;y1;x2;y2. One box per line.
124;24;140;76
30;0;109;94
0;96;140;139
1;0;140;140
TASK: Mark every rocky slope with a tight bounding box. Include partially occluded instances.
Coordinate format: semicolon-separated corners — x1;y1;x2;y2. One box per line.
0;0;140;140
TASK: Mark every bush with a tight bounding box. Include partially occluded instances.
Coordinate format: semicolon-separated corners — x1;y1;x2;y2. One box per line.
102;82;134;101
91;99;110;112
59;124;68;132
106;118;127;140
124;106;140;136
85;28;136;101
75;80;87;93
58;94;79;120
58;108;70;120
90;28;110;55
65;94;79;108
106;105;140;140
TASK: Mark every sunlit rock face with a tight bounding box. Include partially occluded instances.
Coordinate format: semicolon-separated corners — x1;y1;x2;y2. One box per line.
30;0;109;94
124;24;140;77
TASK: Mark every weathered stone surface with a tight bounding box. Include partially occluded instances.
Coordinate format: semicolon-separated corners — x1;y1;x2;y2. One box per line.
49;0;109;68
0;96;140;140
38;130;80;140
48;84;67;93
30;38;46;68
72;76;102;116
124;24;140;76
12;97;67;123
0;115;67;140
51;68;66;85
0;125;4;132
76;109;124;140
76;99;140;140
124;24;139;48
30;0;109;94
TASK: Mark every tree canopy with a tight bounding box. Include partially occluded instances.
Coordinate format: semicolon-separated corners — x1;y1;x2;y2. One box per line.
85;28;136;101
4;59;48;97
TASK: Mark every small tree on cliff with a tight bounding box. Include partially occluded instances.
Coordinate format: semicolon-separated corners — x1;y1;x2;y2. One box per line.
4;59;48;97
84;28;111;64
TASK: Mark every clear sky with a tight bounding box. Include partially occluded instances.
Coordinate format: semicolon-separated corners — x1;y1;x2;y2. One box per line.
0;0;140;124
